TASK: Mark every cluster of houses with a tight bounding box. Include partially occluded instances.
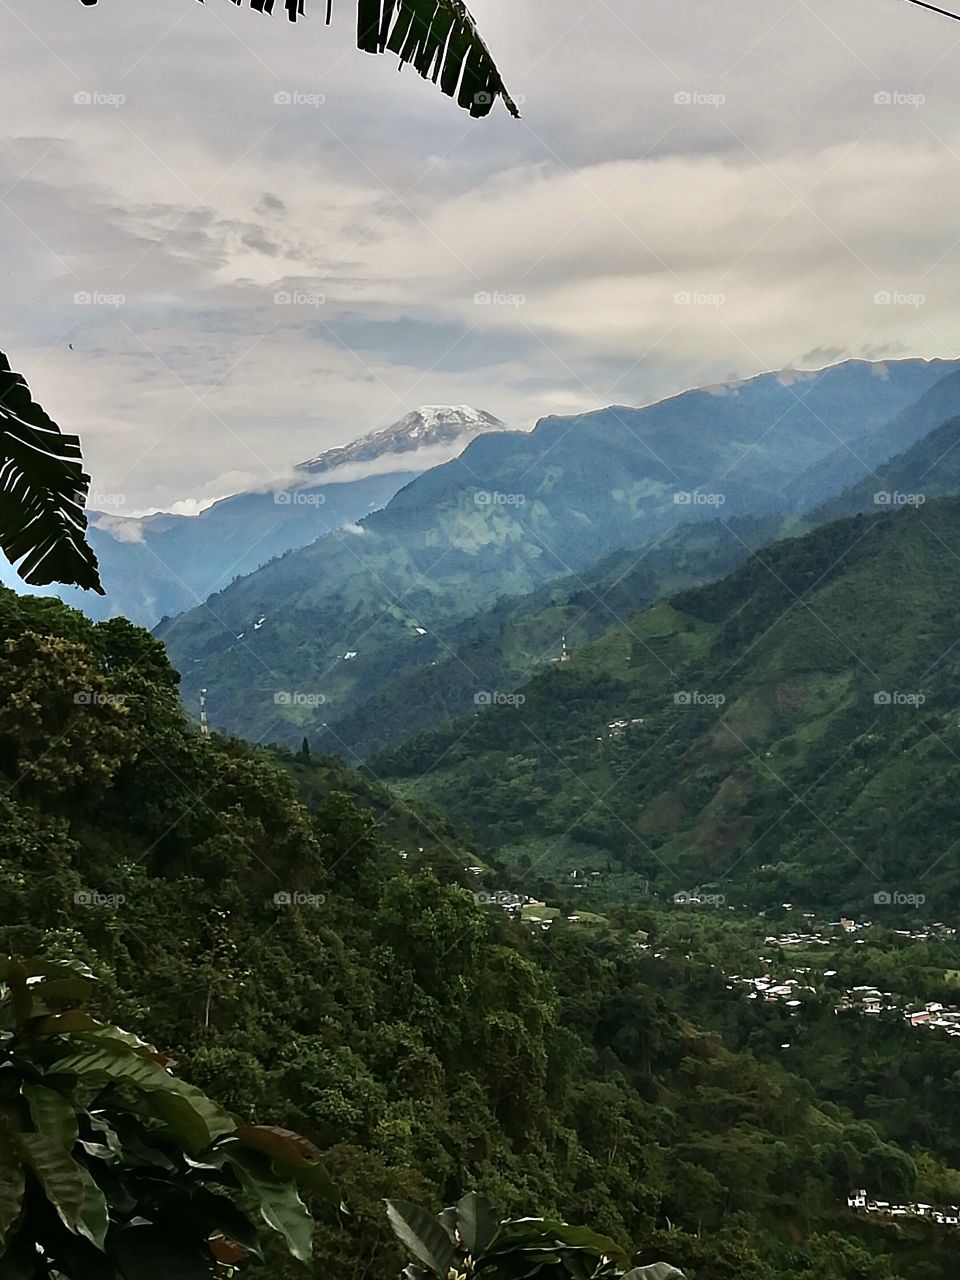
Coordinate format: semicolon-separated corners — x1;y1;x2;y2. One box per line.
848;1190;960;1228
467;883;585;931
722;968;960;1040
838;988;960;1036
726;971;817;1006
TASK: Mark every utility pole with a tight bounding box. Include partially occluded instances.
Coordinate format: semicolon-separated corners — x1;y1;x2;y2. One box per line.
199;688;210;738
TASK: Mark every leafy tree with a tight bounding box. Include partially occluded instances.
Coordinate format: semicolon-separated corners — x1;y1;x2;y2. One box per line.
0;955;340;1277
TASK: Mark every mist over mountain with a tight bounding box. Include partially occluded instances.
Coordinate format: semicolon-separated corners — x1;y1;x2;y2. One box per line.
43;407;513;628
157;357;959;746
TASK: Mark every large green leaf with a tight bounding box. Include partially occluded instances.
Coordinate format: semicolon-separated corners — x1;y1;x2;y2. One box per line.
23;1083;79;1150
230;1125;341;1209
385;1200;457;1277
15;1133;86;1236
0;1125;26;1249
50;1045;236;1150
76;1;518;118
0;351;102;592
228;1150;314;1262
456;1190;498;1255
492;1218;627;1262
24;1012;104;1037
29;976;94;1006
75;1163;110;1250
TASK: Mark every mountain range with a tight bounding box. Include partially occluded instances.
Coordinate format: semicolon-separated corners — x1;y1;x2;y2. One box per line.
156;357;960;746
36;406;513;628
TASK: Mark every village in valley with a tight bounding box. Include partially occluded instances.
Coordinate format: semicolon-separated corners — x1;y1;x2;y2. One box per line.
468;866;960;1037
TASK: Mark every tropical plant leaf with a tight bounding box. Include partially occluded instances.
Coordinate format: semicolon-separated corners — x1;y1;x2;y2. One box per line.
228;1149;315;1262
28;976;94;1006
75;1163;110;1250
456;1190;498;1255
24;1011;104;1037
50;1045;236;1150
231;1125;341;1208
622;1267;685;1280
0;351;102;592
15;1133;87;1237
385;1199;457;1276
23;1083;80;1150
0;1125;26;1250
76;0;518;117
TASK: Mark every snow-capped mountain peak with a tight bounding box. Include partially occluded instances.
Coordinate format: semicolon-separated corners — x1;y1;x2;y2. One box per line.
297;406;508;477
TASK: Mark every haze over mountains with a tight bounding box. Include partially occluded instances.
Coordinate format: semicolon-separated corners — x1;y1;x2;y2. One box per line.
155;357;960;746
29;407;514;628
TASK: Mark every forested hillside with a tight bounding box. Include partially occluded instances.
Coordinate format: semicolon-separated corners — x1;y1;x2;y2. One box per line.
2;585;955;1279
374;494;960;912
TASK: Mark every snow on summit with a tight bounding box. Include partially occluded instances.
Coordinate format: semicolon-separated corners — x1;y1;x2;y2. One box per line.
297;407;509;478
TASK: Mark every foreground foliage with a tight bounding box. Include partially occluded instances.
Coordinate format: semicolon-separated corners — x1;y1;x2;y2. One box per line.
0;956;339;1277
74;0;518;118
386;1192;683;1279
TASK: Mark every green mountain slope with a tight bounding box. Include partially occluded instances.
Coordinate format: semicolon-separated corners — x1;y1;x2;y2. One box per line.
158;358;958;746
7;586;959;1278
318;515;787;761
373;494;960;913
306;403;960;761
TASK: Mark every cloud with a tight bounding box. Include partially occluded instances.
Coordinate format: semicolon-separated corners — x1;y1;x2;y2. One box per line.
1;0;959;510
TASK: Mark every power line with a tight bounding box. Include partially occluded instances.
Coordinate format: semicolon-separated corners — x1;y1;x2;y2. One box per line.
901;0;960;22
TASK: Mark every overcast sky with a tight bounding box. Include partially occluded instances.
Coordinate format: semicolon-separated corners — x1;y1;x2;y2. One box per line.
4;0;960;511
